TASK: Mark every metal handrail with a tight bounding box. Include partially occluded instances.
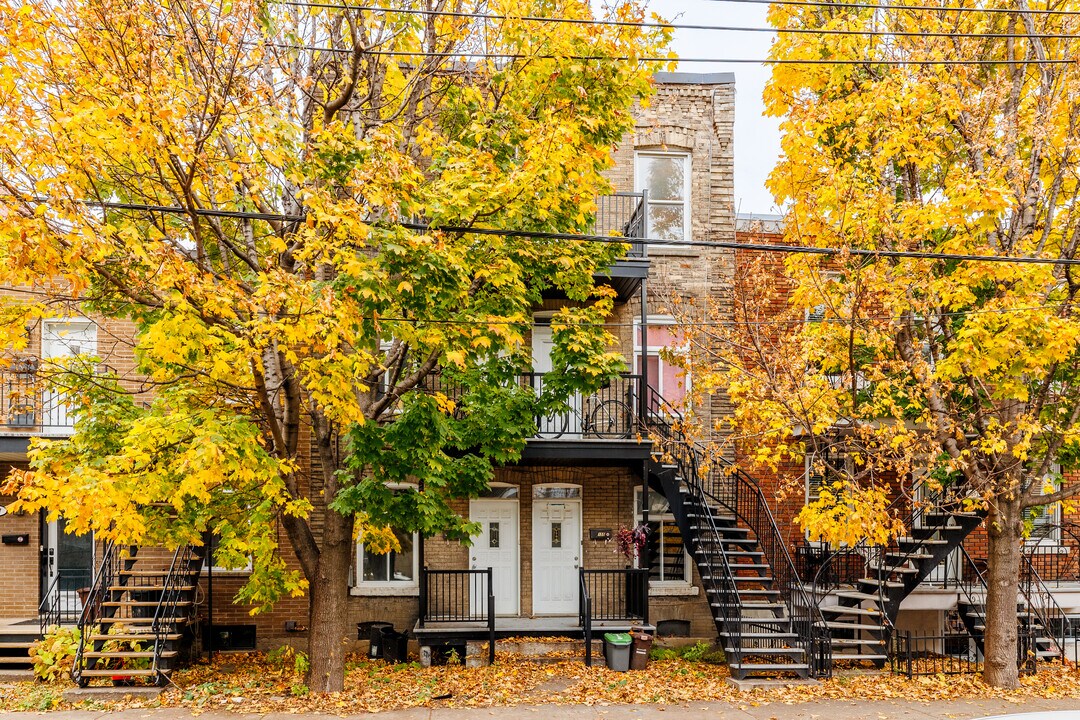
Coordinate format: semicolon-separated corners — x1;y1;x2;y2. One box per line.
578;570;593;666
71;540;122;684
419;568;495;665
1020;552;1076;665
644;385;831;677
150;545;195;682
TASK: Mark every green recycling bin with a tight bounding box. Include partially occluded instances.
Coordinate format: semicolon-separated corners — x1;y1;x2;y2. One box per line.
603;632;632;672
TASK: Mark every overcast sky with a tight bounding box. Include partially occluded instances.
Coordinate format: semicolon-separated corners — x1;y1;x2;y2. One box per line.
653;0;782;215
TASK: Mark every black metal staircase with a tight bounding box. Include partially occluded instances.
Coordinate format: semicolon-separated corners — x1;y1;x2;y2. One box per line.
644;388;830;680
72;541;205;687
807;486;985;667
955;547;1071;667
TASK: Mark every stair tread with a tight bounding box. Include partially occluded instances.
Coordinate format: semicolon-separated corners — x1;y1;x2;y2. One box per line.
866;563;919;574
832;653;888;661
835;591;886;602
897;538;950;545
819;621;886;631
820;605;882;617
728;662;809;670
101;601;192;607
726;632;798;639
107;585;195;592
83;651;178;659
0;656;32;664
98;617;190;624
88;634;182;641
858;578;905;589
726;647;805;655
831;638;886;646
75;669;165;677
0;642;34;649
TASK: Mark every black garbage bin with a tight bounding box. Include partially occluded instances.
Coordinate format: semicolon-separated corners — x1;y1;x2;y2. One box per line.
381;627;409;664
630;629;653;670
360;622;394;659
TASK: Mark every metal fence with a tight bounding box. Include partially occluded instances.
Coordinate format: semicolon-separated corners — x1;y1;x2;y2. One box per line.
890;629;1038;677
418;568;495;665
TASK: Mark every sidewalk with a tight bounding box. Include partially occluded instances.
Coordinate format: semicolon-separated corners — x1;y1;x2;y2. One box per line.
1;697;1076;720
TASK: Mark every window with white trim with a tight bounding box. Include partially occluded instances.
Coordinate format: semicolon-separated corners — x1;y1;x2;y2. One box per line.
635;488;691;584
635;152;690;246
1025;466;1062;547
356;485;419;591
634;319;689;407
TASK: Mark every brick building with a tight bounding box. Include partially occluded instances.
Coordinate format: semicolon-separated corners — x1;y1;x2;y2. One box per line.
734;213;1080;658
0;72;744;670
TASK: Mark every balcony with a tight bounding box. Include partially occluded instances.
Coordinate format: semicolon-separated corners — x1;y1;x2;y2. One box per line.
0;365;77;442
539;192;647;303
419;372;653;462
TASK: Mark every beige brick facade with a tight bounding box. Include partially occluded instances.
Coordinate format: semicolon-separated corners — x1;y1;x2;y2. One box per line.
0;72;737;649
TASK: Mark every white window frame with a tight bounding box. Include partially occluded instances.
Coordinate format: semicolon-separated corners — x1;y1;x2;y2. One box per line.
1025;466;1063;549
634;151;691;247
354;483;420;596
635;487;693;589
634;317;691;404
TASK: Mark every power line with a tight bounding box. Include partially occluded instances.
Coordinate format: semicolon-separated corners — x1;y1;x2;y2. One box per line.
707;0;1080;17
269;1;1080;41
4;284;1070;327
39;198;1080;267
270;45;1077;64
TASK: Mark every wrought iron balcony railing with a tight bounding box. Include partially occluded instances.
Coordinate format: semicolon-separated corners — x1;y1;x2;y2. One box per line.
0;366;77;435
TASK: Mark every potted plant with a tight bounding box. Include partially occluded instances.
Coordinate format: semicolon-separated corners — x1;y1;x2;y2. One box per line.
615;524;649;566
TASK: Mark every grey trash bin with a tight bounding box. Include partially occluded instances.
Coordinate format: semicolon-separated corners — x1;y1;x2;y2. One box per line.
603;632;632;672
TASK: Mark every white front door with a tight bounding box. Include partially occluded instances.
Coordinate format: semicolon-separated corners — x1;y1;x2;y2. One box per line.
531;324;581;436
470;499;519;616
532;499;582;614
41;320;97;432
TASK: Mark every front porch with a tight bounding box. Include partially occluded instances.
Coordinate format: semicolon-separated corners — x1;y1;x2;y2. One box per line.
415;567;652;666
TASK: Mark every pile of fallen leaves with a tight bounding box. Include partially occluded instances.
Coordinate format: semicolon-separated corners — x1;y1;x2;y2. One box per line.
1;652;1079;714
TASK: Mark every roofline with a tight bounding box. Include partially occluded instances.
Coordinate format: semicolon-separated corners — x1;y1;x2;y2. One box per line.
653;71;735;85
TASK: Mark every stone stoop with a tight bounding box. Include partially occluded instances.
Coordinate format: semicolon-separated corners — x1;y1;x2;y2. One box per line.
464;639;606;668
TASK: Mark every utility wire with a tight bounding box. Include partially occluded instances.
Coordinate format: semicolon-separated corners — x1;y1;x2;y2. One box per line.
266;45;1078;63
42;198;1080;267
4;283;1071;327
269;1;1080;41
706;0;1080;17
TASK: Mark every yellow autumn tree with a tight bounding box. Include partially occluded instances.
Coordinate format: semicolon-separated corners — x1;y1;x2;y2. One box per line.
677;0;1080;689
0;0;669;690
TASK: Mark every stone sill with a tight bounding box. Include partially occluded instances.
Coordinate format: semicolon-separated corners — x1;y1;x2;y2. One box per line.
350;585;420;597
648;246;699;257
649;583;699;597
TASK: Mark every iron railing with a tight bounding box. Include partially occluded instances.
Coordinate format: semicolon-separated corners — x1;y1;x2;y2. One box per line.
419;568;495;665
577;568;648;666
72;540;123;684
0;365;78;434
593;192;647;258
1024;522;1080;586
890;628;1037;677
39;570;94;634
644;385;832;678
150;545;197;680
525;372;642;440
1021;551;1078;665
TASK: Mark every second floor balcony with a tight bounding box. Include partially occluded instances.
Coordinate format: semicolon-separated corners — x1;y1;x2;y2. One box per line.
0;364;77;439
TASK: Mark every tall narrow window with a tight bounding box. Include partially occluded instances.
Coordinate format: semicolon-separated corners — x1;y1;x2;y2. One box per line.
635;152;690;246
634;321;689;407
356;485;420;592
635;488;690;584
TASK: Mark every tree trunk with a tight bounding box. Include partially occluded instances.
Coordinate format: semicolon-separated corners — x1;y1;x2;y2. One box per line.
305;510;355;693
983;500;1023;688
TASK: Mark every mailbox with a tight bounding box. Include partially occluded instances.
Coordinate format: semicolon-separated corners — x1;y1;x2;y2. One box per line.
2;534;29;545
